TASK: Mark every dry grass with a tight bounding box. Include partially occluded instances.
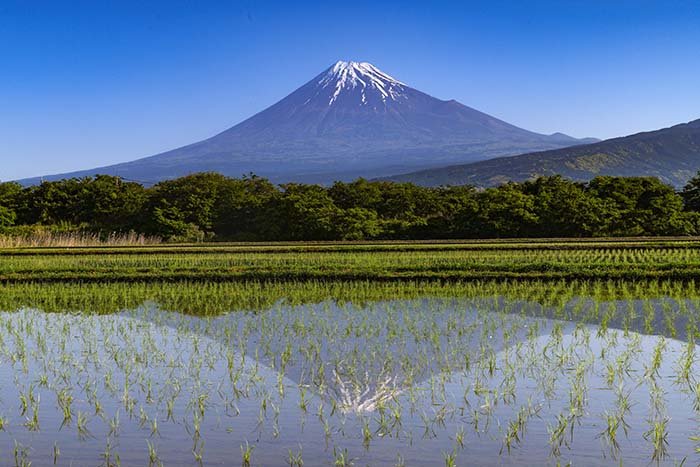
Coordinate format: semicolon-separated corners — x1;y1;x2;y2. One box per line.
0;231;161;248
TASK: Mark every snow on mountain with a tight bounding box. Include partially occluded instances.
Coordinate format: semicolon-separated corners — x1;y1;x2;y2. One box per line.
318;61;407;106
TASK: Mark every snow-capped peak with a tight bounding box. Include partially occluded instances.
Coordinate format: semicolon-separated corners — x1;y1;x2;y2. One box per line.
319;60;407;106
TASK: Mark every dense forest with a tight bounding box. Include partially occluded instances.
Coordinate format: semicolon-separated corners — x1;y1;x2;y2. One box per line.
2;172;700;241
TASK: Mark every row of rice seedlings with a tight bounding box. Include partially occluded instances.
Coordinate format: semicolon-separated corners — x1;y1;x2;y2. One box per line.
3;244;700;281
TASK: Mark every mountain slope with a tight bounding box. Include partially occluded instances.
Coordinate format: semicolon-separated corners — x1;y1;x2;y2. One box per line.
22;61;593;185
384;119;700;187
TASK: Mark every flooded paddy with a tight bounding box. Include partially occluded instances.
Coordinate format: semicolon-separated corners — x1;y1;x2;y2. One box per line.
0;281;699;465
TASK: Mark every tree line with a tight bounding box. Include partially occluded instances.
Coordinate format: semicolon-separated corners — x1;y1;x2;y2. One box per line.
2;172;700;241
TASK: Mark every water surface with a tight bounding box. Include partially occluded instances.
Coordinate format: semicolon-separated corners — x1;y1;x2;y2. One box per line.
0;292;698;465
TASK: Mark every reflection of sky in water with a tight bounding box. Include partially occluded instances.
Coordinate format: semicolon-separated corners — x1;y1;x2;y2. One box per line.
0;296;697;466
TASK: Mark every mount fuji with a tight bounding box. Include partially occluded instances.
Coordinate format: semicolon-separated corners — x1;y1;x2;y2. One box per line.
24;61;596;185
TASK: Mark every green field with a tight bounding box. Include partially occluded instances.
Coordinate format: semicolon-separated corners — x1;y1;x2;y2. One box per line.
2;238;700;282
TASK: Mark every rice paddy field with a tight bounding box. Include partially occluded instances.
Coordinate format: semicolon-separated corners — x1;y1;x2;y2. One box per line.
3;239;700;465
4;238;700;282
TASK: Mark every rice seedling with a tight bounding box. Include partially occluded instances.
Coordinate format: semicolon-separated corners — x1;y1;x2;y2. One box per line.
13;440;31;467
645;418;670;463
443;449;457;467
288;446;304;466
192;439;204;466
240;441;254;467
100;440;120;467
77;410;91;439
597;411;622;459
24;403;40;431
332;447;353;467
146;440;161;467
53;442;60;465
57;387;74;427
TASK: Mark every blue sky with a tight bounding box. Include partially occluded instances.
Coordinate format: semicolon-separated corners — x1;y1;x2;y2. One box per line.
2;0;700;180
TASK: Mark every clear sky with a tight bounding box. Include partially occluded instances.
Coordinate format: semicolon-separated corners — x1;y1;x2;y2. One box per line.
2;0;700;180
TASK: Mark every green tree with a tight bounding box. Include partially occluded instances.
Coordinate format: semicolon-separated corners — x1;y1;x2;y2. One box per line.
146;173;229;238
520;176;605;237
335;207;382;240
328;179;383;210
0;206;15;228
588;176;694;236
0;182;21;228
80;175;147;232
469;183;538;238
16;178;85;225
276;184;341;240
681;171;700;212
214;175;280;240
414;185;478;239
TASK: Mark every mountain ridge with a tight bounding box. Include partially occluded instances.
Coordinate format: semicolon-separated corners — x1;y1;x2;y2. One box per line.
20;60;594;185
381;119;700;187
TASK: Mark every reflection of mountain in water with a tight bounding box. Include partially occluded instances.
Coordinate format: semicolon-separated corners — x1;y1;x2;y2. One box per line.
134;295;694;413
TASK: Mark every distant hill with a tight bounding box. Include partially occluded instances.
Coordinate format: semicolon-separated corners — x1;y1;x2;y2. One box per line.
383;119;700;187
20;61;592;185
